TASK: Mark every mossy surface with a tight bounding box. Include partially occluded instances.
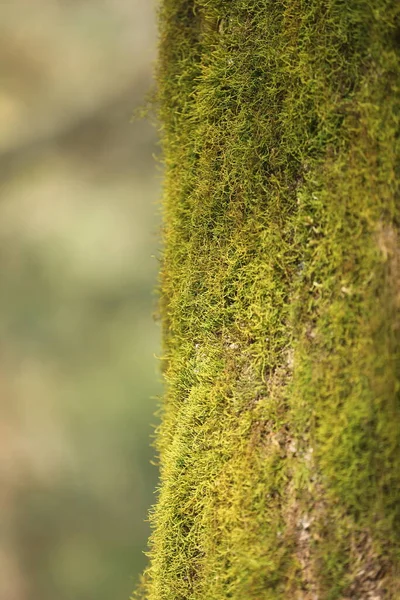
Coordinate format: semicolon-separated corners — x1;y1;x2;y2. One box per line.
136;1;400;598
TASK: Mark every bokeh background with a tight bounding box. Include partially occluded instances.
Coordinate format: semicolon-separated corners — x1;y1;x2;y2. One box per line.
0;2;161;600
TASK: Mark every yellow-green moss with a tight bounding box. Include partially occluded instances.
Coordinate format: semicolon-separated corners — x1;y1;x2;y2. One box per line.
135;1;400;598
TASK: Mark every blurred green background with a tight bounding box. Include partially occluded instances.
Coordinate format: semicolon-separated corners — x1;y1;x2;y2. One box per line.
0;2;161;600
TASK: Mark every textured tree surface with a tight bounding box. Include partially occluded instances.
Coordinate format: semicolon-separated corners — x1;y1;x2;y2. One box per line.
136;1;400;598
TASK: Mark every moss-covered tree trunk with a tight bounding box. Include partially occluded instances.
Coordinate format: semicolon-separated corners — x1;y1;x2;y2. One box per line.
137;1;400;598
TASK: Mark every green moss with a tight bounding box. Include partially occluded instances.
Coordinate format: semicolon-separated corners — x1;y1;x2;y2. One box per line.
135;1;400;598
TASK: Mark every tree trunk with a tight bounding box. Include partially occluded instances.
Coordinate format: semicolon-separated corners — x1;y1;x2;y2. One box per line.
137;1;400;598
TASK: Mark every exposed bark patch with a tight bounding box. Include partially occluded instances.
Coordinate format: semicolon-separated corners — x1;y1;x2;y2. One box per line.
247;345;325;598
342;531;392;600
249;347;295;451
376;223;400;309
283;455;326;600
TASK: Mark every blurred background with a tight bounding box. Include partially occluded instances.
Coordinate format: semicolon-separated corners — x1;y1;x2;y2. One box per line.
0;2;161;600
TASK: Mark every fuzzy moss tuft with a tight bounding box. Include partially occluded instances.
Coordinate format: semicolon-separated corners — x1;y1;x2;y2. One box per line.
136;1;400;598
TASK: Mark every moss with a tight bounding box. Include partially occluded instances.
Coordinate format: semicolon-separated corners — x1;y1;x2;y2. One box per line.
135;1;400;598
